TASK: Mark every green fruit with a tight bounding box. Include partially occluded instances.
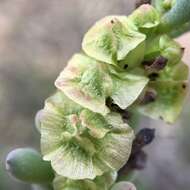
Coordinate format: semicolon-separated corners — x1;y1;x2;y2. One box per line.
6;148;54;184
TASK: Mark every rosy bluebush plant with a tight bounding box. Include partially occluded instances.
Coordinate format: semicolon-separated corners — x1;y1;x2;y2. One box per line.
5;1;190;190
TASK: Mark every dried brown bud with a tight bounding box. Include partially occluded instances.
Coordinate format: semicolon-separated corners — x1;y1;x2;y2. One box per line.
132;128;155;154
118;128;155;176
140;88;157;105
181;47;185;55
148;73;159;81
152;56;168;70
106;97;131;122
121;111;131;122
106;97;123;112
143;56;168;73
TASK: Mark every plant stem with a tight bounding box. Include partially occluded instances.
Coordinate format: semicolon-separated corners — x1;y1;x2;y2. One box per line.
159;0;190;33
169;21;190;38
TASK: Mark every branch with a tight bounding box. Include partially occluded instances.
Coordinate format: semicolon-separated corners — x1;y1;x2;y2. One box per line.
169;21;190;37
159;0;190;32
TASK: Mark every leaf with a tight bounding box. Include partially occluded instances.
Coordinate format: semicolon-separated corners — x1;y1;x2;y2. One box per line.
137;81;188;123
53;172;117;190
40;92;135;180
82;16;146;66
111;182;136;190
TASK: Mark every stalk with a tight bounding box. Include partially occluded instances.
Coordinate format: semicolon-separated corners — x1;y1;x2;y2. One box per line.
159;0;190;32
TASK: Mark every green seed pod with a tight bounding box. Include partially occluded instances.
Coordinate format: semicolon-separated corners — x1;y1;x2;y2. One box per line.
6;148;54;184
55;53;148;115
128;4;160;33
40;91;134;180
82;16;146;66
137;80;188;123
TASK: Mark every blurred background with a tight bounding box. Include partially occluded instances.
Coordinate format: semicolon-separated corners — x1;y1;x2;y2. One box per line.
0;0;189;189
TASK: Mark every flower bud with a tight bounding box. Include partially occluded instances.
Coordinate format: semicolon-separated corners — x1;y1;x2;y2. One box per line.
129;4;160;33
6;148;54;184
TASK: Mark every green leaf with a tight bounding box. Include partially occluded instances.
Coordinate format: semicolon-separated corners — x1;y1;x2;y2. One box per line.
40;92;134;180
82;16;146;66
137;81;188;123
6;148;54;184
53;172;117;190
129;4;160;32
111;182;136;190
